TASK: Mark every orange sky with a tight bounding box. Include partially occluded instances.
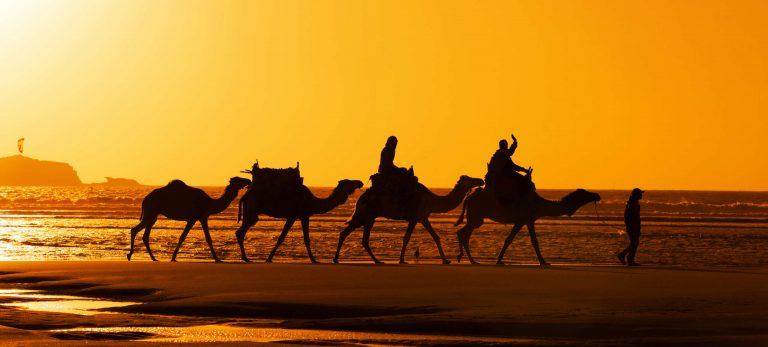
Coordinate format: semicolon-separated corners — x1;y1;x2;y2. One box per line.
1;0;766;190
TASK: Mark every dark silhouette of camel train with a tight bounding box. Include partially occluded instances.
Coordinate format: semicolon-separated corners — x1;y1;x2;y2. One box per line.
128;135;600;264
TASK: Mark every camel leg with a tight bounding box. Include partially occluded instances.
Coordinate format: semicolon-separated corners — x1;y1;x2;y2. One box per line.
361;221;382;264
422;220;450;264
527;223;550;266
128;220;147;261
199;219;221;263
266;217;296;263
496;223;524;265
141;217;158;262
235;215;258;263
456;224;477;264
171;221;196;262
299;217;318;264
333;219;363;264
398;221;417;264
456;221;482;265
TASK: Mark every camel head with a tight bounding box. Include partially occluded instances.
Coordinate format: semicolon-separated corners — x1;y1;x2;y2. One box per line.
457;175;485;191
337;179;364;195
561;189;601;216
228;176;252;191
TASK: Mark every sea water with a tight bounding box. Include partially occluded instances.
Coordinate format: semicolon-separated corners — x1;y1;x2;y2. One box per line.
0;186;766;267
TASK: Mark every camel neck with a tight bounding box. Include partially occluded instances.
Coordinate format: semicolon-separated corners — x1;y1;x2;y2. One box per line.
532;195;568;218
311;185;352;215
533;193;582;218
425;182;469;214
208;186;240;215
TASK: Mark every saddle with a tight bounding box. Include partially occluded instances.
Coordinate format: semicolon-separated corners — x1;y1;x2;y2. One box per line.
367;166;421;210
485;164;534;207
242;161;304;200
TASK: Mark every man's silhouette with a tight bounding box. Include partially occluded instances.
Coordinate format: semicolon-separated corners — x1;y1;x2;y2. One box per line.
378;136;398;174
618;188;643;266
486;134;532;206
488;135;529;177
367;136;418;209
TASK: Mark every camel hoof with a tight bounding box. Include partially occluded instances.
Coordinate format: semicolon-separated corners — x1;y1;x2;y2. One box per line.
170;259;177;262
265;259;272;263
496;261;505;266
126;254;132;261
214;259;222;263
242;258;251;263
310;260;320;264
470;260;480;265
332;258;339;264
539;261;551;266
374;260;384;265
399;260;408;265
442;259;451;265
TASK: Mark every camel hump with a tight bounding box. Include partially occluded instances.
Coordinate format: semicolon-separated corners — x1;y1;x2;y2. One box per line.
167;179;188;188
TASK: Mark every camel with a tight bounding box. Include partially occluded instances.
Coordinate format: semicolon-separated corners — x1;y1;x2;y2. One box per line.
333;175;485;264
235;179;364;263
455;186;601;265
128;176;251;262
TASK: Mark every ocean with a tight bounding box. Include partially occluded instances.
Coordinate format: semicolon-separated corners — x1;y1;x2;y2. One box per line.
0;186;766;267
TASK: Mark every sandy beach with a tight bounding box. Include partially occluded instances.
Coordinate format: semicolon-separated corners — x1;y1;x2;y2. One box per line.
0;261;764;346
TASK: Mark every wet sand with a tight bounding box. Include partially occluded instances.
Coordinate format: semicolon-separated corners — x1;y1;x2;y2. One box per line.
0;261;766;346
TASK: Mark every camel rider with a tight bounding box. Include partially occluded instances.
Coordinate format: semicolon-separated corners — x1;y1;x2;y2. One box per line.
378;135;398;174
489;134;531;176
371;136;418;203
489;139;527;177
486;134;533;205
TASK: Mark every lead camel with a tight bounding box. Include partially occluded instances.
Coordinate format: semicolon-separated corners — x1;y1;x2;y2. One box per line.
456;182;601;265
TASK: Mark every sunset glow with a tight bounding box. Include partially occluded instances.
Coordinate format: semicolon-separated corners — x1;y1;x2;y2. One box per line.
1;0;766;190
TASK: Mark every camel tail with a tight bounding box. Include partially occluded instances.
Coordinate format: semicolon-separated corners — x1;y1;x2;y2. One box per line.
139;205;144;221
237;197;243;223
455;200;467;226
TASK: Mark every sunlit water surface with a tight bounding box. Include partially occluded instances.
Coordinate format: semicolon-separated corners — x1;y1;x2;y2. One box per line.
0;186;766;266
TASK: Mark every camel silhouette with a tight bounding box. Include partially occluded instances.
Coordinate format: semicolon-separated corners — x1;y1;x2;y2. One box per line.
455;186;600;265
333;175;485;264
127;177;251;262
235;179;364;263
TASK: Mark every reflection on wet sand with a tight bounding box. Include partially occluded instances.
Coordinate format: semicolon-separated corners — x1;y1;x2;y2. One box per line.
1;288;527;344
0;289;138;316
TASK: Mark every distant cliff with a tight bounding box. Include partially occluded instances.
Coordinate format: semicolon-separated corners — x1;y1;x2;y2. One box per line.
90;177;143;187
0;155;82;186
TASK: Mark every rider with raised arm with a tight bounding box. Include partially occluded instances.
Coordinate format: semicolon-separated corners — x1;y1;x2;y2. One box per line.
486;133;533;206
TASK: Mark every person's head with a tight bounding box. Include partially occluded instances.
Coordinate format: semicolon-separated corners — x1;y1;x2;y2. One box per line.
499;139;509;150
630;188;644;200
386;136;398;147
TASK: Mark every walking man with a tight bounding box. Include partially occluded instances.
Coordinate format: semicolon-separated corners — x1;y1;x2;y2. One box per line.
618;188;643;266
